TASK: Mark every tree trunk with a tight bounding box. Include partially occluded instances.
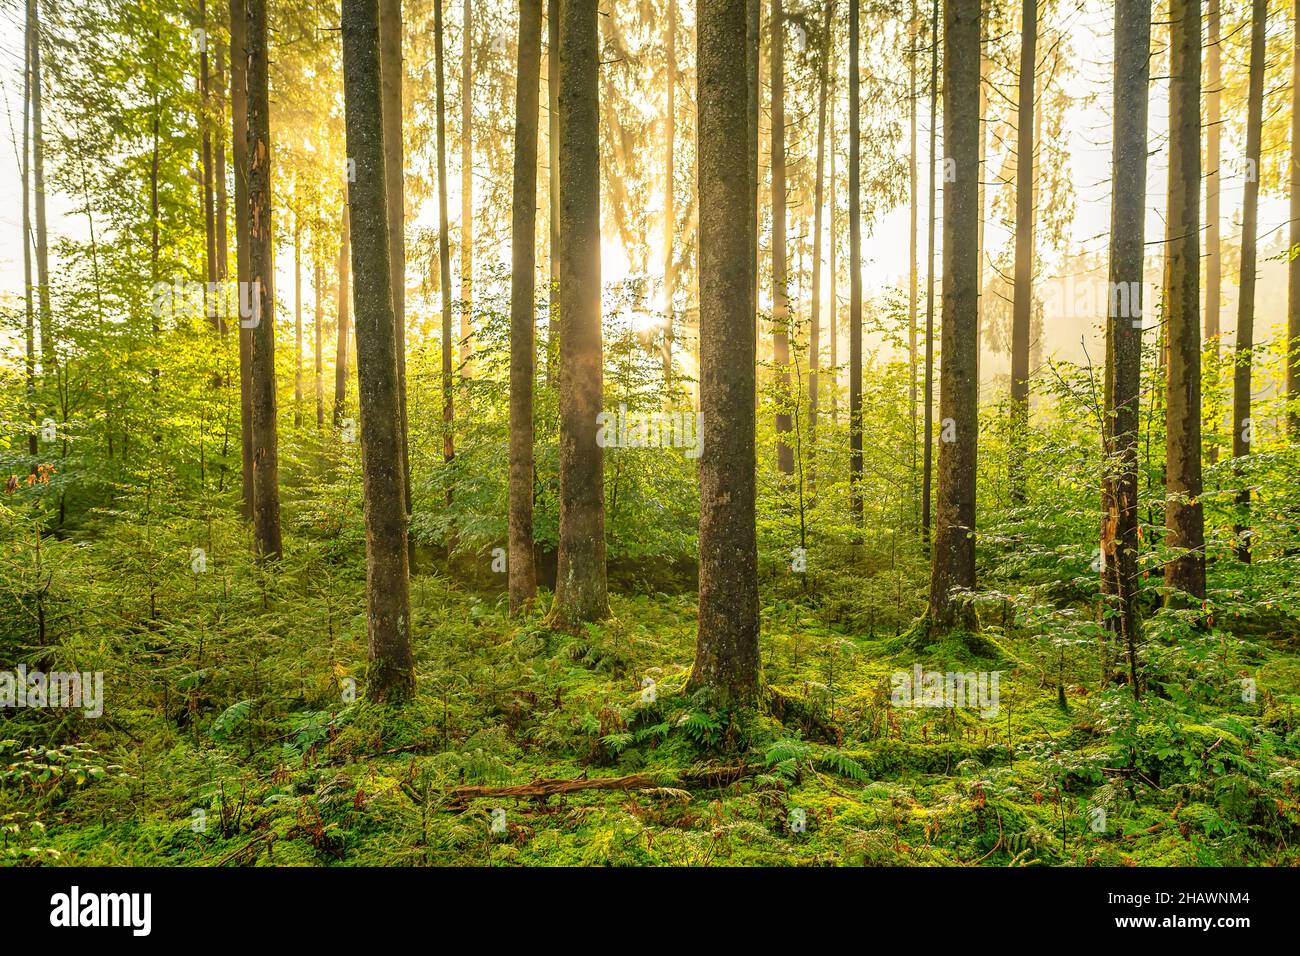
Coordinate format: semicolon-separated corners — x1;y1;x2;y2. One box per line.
28;0;53;371
546;0;560;386
231;0;254;518
771;0;794;477
690;0;760;702
1009;0;1035;503
921;0;937;545
1100;0;1150;693
848;0;862;524
1205;0;1221;465
200;0;218;334
662;0;677;387
294;216;303;427
548;0;609;628
809;0;833;493
315;258;324;428
335;195;352;424
748;0;759;354
909;6;919;513
341;0;416;701
380;0;413;564
1163;0;1205;601
509;0;542;612
435;0;455;509
460;0;474;367
216;41;228;292
1233;0;1265;563
927;0;980;632
247;0;283;559
21;6;35;459
829;79;837;421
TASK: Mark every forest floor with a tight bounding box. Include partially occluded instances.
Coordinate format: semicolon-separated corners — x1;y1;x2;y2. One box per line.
6;528;1300;867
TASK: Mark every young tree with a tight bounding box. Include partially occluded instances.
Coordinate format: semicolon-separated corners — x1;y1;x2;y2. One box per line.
335;195;351;425
198;0;217;334
771;0;794;477
809;0;834;488
230;0;254;517
460;0;474;365
315;259;324;427
509;0;542;612
548;0;609;628
341;0;416;701
434;0;455;503
661;0;677;385
1290;0;1300;435
908;4;919;503
1009;0;1035;501
921;0;937;543
690;0;760;701
1100;0;1151;691
1233;0;1266;562
294;218;303;427
1163;0;1205;601
247;0;283;559
1205;0;1222;413
28;0;53;370
927;0;980;632
848;0;863;524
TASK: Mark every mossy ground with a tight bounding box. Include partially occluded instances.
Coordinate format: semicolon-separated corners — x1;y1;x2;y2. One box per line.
6;546;1300;868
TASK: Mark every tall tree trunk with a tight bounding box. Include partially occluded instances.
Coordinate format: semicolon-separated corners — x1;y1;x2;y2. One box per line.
28;0;52;371
460;0;474;367
771;0;794;477
1163;0;1205;601
748;0;759;352
509;0;542;612
809;0;833;492
294;217;303;426
1100;0;1151;693
927;0;980;632
341;0;416;701
435;0;455;512
1290;0;1300;435
380;0;413;565
548;0;609;628
848;0;862;525
690;0;760;702
546;0;560;386
216;41;228;290
1233;0;1265;563
335;195;352;424
231;0;254;518
200;0;218;334
661;0;677;387
976;48;988;350
247;0;282;559
1009;0;1035;502
921;0;938;545
909;3;919;514
315;259;324;427
21;8;35;459
1205;0;1221;464
829;82;837;421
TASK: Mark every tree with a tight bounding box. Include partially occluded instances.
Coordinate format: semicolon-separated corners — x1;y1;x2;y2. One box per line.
546;0;560;385
28;0;53;370
198;0;217;335
908;3;918;507
927;0;979;632
246;0;283;559
341;0;416;701
548;0;609;628
21;1;35;459
380;0;413;562
771;0;794;477
1163;0;1205;601
690;0;759;701
921;0;937;544
230;0;254;517
294;217;303;427
335;195;352;425
661;0;678;386
1290;0;1300;435
809;0;834;491
1233;0;1266;563
315;259;324;427
434;0;455;506
1009;0;1035;502
848;0;862;525
1205;0;1222;466
509;0;542;612
1099;0;1151;692
461;0;474;366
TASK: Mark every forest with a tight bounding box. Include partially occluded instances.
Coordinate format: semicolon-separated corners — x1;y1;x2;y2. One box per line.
0;0;1299;876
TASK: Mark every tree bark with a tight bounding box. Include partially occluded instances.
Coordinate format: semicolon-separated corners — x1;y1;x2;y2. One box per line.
661;0;677;387
231;0;254;518
1233;0;1265;563
509;0;542;613
460;0;474;367
28;0;53;370
848;0;862;525
921;0;937;545
200;0;219;334
909;5;919;512
1100;0;1150;693
1009;0;1035;502
341;0;416;701
435;0;455;508
546;0;560;386
548;0;609;628
315;258;324;427
1163;0;1205;601
247;0;282;559
294;216;303;427
690;0;760;702
809;0;833;493
21;6;35;459
927;0;980;632
335;195;352;425
1205;0;1221;467
771;0;794;477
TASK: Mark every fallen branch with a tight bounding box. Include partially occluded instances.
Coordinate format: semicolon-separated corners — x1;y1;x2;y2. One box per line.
445;765;756;805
